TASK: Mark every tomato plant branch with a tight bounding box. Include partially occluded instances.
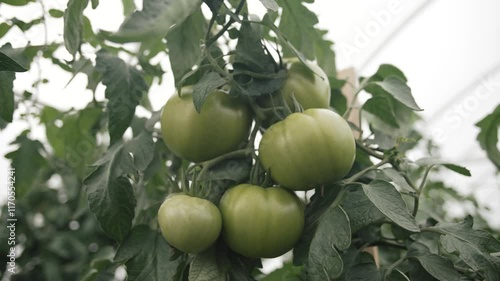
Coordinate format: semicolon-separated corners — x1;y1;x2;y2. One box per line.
411;164;434;217
247;98;269;121
371;240;407;250
343;76;369;119
343;158;390;184
356;140;385;160
206;0;246;46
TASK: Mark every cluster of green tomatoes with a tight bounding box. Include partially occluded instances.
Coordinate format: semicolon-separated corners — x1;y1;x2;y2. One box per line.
157;59;356;259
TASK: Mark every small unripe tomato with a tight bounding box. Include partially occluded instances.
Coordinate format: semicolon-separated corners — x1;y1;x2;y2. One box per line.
160;87;252;162
280;58;331;109
219;184;304;258
259;108;355;190
157;194;222;253
257;59;331;127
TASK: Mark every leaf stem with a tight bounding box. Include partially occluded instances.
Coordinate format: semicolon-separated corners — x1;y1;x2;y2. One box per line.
383;256;407;279
330;185;349;209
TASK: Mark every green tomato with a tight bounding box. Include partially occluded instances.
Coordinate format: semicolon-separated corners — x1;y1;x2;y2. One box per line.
259;108;355;190
257;59;331;127
219;184;304;258
281;58;331;109
157;194;222;253
160;87;252;162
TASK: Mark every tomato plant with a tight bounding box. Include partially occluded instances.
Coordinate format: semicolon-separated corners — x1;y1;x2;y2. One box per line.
157;194;222;253
160;87;252;162
259;108;356;190
219;184;304;258
2;0;499;280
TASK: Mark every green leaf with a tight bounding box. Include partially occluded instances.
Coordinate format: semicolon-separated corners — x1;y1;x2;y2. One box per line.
408;242;464;281
277;0;318;59
0;51;28;72
372;76;422;111
109;0;202;43
0;22;11;38
315;31;337;78
415;157;471;177
91;0;99;9
260;263;302;281
64;0;89;56
79;258;117;281
234;21;275;75
362;180;420;232
409;259;438;281
5;133;48;197
192;72;226;113
363;96;399;128
475;105;500;169
340;188;385;232
189;247;226;281
41;106;102;178
84;131;155;241
115;225;180;281
382;168;414;193
345;252;381;281
0;0;34;5
0;71;15;123
442;164;471;176
95;50;148;145
48;9;64;18
259;0;278;11
232;21;286;96
371;64;407;82
122;0;137;16
85;172;136;242
295;184;343;260
302;206;351;280
167;7;206;85
432;216;500;280
11;17;43;31
204;158;251;183
0;43;43;69
0;117;7;129
387;270;410;281
441;235;500;280
414;254;463;281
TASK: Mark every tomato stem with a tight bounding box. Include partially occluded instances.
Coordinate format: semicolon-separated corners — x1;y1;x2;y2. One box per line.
411;164;435;217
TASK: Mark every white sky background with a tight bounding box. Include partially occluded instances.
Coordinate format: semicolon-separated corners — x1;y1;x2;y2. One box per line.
0;0;499;229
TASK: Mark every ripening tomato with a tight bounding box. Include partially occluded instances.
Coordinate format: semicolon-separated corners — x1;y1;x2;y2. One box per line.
157;194;222;253
160;87;252;162
219;184;304;258
259;108;355;190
